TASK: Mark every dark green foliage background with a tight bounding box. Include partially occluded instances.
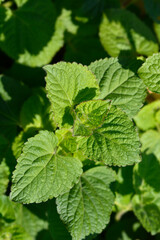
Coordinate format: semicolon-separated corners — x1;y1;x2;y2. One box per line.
0;0;160;239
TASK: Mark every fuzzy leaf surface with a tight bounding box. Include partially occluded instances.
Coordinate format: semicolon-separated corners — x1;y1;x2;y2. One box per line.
10;130;82;203
89;58;146;117
44;62;99;126
57;167;115;240
74;100;140;166
74;100;110;136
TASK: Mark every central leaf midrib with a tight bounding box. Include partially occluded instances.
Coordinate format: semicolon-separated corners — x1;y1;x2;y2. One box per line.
99;66;133;98
52;74;73;106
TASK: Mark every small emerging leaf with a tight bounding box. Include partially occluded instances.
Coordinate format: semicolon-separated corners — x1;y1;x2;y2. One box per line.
74;100;141;166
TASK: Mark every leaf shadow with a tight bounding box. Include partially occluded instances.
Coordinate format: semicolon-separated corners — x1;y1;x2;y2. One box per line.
1;0;57;59
135;153;160;192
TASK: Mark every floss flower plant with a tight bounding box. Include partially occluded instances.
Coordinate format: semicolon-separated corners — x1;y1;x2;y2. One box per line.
1;0;160;239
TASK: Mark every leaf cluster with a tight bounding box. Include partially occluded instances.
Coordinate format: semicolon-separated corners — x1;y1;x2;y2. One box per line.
1;0;160;240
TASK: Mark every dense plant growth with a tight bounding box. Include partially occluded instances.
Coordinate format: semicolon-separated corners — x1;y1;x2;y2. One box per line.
0;0;160;239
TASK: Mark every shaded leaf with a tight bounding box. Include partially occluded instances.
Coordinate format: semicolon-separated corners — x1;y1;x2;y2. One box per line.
141;130;160;160
138;53;160;93
133;154;160;235
0;195;15;221
0;224;32;240
134;100;160;131
20;88;56;131
99;9;158;57
47;199;71;240
64;18;107;65
0;160;9;195
0;2;77;67
144;0;160;22
0;75;29;140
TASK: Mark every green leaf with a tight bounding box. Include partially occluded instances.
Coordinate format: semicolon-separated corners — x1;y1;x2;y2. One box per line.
0;195;47;239
154;22;160;44
133;153;160;235
0;2;77;67
20;89;56;131
89;58;146;117
14;0;28;7
74;100;110;136
115;166;134;213
0;195;15;221
44;62;99;126
57;166;116;240
134;100;160;131
0;74;29;115
99;9;158;57
138;53;160;93
74;100;141;166
56;129;77;155
10;130;82;203
64;19;106;65
141;130;160;160
0;75;29;140
0;160;9;195
12;129;37;159
0;224;32;240
156;109;160;124
1;146;16;177
82;0;119;18
105;214;148;240
13;204;48;239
